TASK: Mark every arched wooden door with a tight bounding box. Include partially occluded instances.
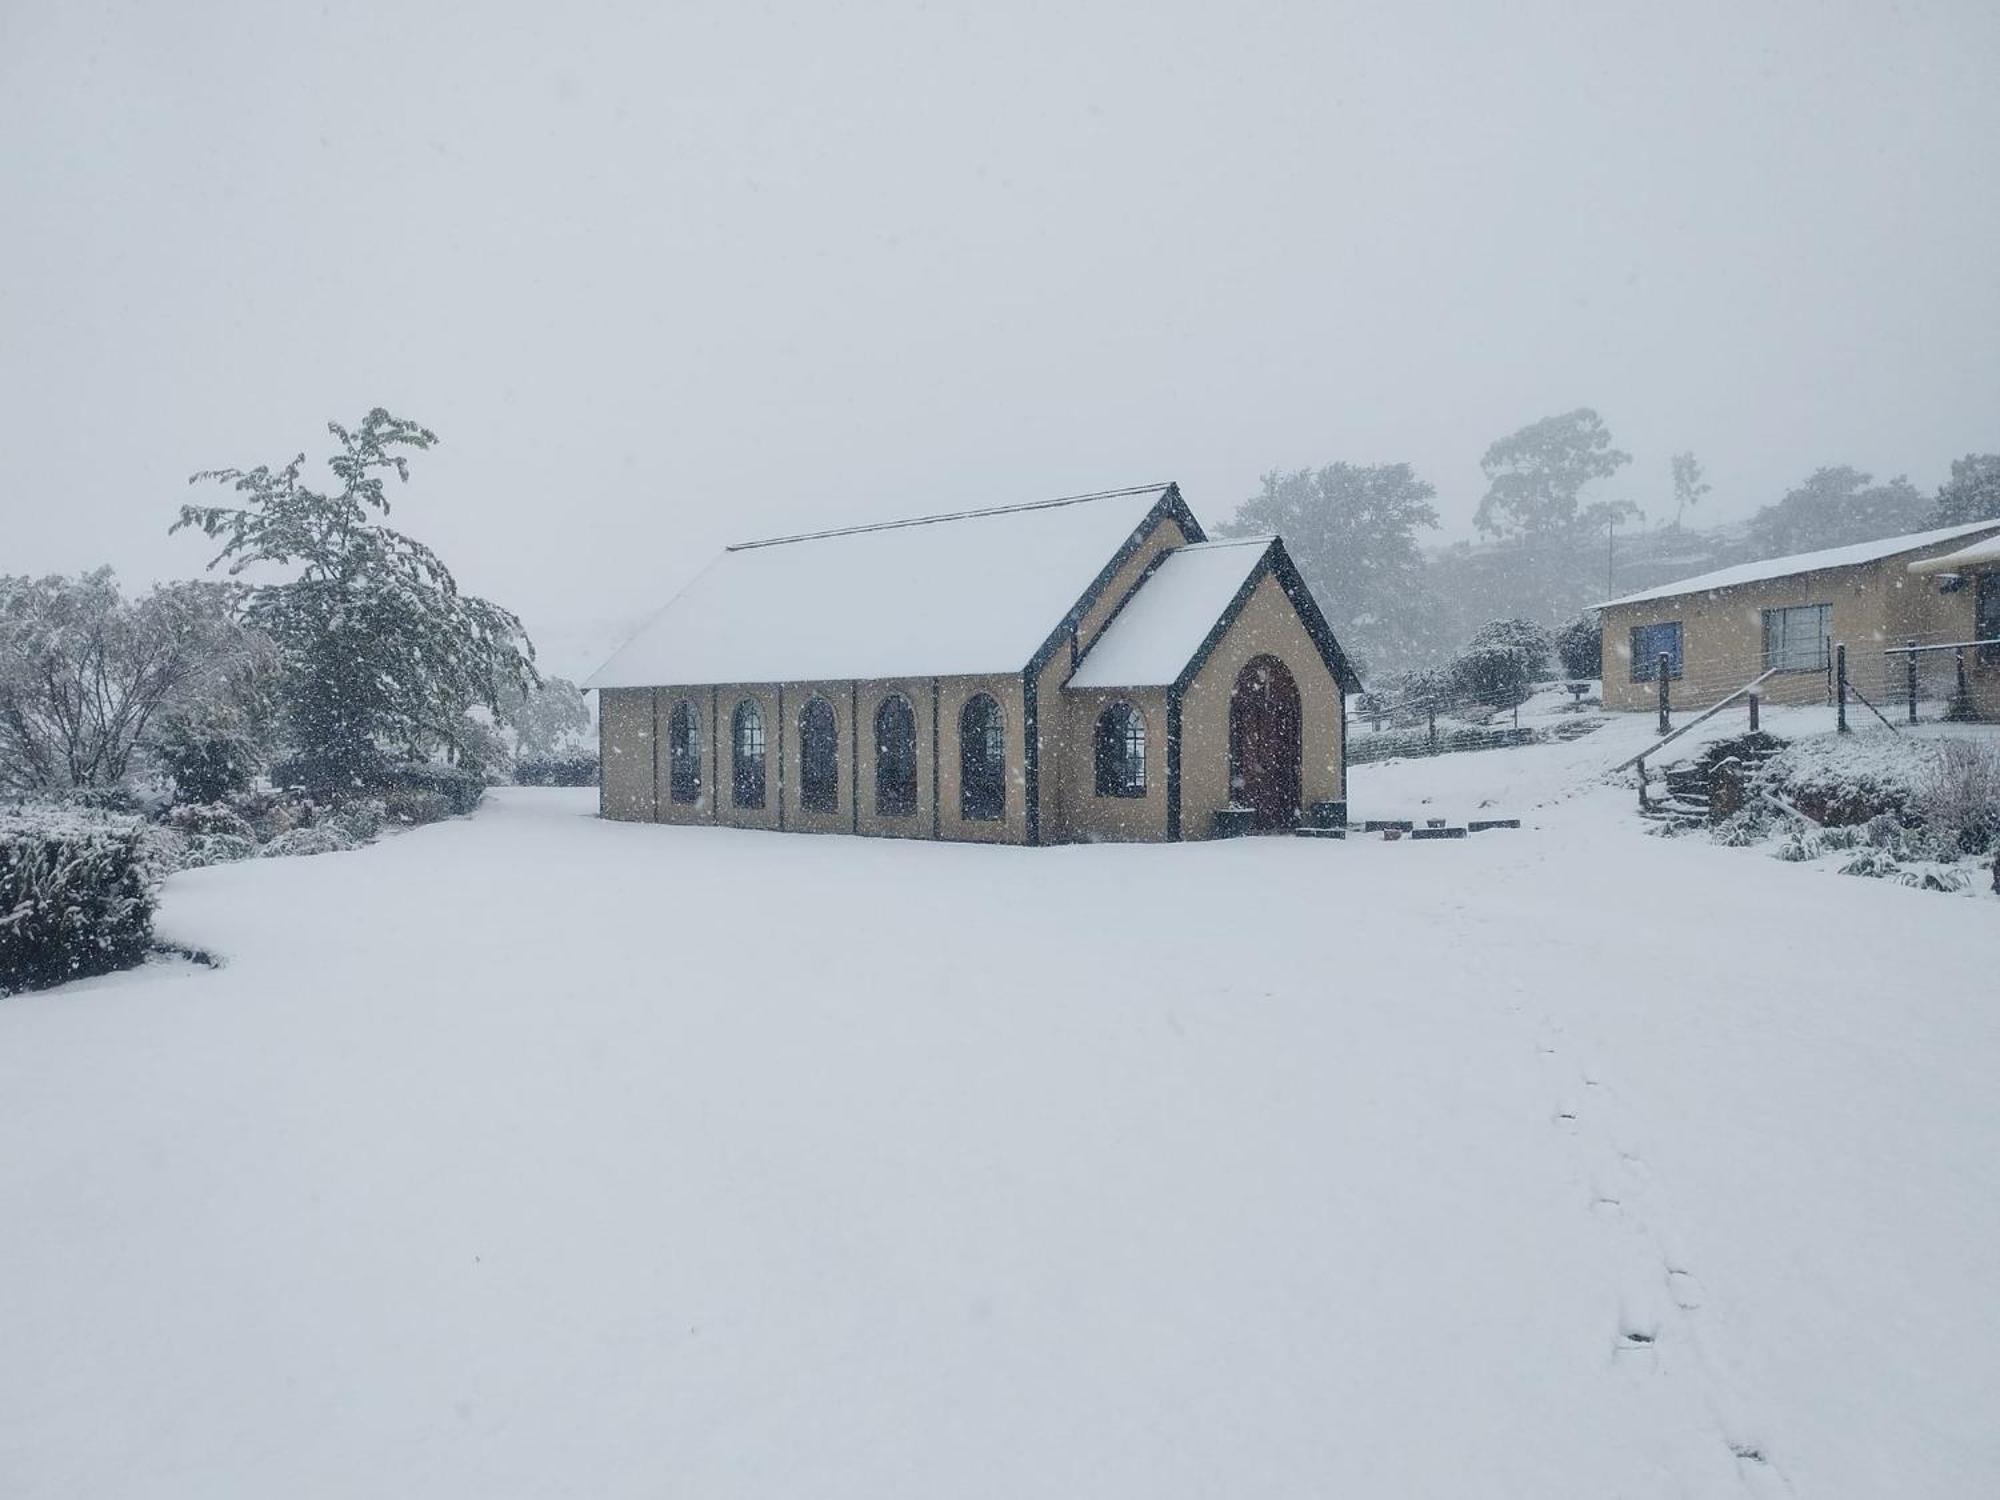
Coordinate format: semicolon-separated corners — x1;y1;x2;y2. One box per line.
1229;655;1302;830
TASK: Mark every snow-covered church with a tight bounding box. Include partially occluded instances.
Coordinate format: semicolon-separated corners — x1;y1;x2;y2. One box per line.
586;483;1359;844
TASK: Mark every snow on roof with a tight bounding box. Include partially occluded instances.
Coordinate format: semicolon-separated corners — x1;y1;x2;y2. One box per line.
1907;525;2000;575
585;484;1181;688
1066;537;1273;688
1597;519;2000;609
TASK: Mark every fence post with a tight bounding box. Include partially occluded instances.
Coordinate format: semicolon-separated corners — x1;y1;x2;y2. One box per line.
1955;647;1971;719
1426;696;1437;755
1906;639;1919;724
1656;652;1670;734
1748;691;1760;734
1836;643;1849;733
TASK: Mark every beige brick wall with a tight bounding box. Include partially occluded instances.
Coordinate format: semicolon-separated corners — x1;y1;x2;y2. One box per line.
1179;571;1345;839
1600;534;2000;713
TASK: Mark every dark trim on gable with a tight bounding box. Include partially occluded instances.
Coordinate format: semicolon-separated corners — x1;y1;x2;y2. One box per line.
710;685;720;824
1170;538;1363;698
1166;688;1183;841
776;684;786;831
1023;482;1207;682
650;688;662;821
1269;542;1364;696
931;678;941;840
1023;667;1040;846
850;680;860;834
1339;694;1350;806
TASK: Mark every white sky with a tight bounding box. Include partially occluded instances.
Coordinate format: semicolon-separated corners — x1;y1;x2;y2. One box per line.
4;0;1997;671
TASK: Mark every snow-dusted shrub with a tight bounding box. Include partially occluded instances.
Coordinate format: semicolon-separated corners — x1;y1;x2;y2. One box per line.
387;763;485;816
183;832;257;868
1765;737;1916;827
1817;825;1862;852
165;801;257;841
1914;739;2000;856
325;798;385;843
1773;831;1822;862
382;788;453;826
513;754;599;787
258;825;355;859
1840;847;1901;880
1555;613;1601;680
1900;867;1971;893
153;707;259;805
1712;804;1772;847
0;806;154;995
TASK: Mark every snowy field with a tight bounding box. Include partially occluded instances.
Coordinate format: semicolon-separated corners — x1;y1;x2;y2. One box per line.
4;732;1999;1496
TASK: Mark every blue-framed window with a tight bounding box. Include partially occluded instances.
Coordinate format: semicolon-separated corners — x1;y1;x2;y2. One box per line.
1629;622;1683;682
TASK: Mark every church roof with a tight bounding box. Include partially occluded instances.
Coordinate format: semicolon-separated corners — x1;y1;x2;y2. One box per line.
586;484;1193;688
1066;535;1363;694
1067;537;1276;687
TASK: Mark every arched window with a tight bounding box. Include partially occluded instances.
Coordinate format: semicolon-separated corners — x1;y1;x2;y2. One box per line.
798;697;838;813
874;694;917;817
668;700;702;803
958;693;1005;822
1094;701;1146;797
731;698;765;809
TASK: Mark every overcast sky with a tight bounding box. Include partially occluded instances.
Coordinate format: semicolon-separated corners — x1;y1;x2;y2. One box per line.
4;0;1997;672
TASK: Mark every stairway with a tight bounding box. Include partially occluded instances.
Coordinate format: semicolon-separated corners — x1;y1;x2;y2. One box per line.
1638;732;1786;831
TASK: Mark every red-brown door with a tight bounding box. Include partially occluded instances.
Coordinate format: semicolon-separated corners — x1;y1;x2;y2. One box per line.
1229;655;1302;830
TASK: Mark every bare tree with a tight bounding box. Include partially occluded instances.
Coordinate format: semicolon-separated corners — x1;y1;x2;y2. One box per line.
0;570;249;791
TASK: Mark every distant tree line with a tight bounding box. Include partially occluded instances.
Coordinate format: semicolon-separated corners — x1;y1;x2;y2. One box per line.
1227;406;1998;679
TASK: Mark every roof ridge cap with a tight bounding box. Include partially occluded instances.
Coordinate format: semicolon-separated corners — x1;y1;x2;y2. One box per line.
726;483;1176;551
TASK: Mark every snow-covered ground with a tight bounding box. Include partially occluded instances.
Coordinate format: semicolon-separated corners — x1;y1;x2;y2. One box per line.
3;735;1998;1495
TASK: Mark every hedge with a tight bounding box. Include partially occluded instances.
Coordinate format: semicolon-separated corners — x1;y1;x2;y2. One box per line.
514;754;600;787
1;807;155;997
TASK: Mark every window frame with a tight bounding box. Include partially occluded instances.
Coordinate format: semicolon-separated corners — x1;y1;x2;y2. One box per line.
1093;701;1147;798
667;699;701;804
873;693;918;818
797;696;839;814
1628;622;1684;683
1977;573;2000;668
958;693;1006;822
1761;603;1833;675
731;698;766;809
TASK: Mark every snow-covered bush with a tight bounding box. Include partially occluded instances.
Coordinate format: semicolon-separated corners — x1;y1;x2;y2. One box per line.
259;825;356;859
325;799;386;843
1840;847;1902;880
388;763;485;815
514;754;599;787
1712;804;1773;847
383;788;453;826
153;707;260;805
1914;739;2000;855
183;832;258;868
1448;620;1552;712
1555;613;1601;680
1773;830;1822;862
1;806;154;995
164;801;257;841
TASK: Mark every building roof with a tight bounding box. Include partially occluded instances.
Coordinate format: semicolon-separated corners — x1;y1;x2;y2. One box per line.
1067;537;1275;687
585;483;1191;688
1597;520;2000;609
1908;525;2000;575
